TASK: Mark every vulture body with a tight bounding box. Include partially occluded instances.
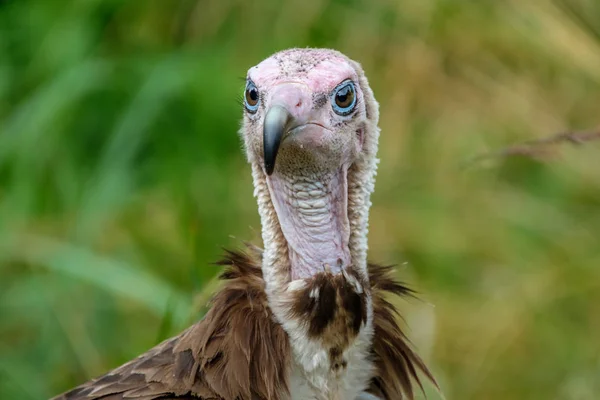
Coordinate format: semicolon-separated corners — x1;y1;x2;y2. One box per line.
52;48;437;400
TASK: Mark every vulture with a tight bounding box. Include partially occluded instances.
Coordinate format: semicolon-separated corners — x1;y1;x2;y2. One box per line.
52;48;437;400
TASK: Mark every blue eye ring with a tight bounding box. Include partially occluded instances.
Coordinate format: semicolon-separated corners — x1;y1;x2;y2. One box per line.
244;80;260;113
331;80;357;116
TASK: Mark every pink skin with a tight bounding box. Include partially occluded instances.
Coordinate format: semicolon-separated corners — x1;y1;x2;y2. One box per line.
244;51;366;280
250;63;354;92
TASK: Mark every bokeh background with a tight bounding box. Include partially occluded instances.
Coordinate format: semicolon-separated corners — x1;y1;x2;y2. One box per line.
1;0;600;399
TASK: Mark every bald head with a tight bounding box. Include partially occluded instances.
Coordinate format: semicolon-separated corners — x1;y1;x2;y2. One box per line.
240;48;380;282
242;48;371;177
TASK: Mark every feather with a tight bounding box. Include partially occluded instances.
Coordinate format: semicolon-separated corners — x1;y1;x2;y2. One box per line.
52;250;436;400
52;249;291;400
367;263;439;400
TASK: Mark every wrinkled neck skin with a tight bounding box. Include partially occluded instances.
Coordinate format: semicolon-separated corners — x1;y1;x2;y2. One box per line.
252;157;374;294
267;165;351;280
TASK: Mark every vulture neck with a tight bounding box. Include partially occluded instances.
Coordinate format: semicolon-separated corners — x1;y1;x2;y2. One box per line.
265;165;351;281
251;149;378;293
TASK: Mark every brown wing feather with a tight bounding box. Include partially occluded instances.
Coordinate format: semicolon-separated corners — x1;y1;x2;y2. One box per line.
51;249;291;400
367;263;439;400
52;248;436;400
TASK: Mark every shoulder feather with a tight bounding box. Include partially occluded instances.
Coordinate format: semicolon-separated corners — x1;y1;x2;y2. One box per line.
52;249;291;400
367;263;438;400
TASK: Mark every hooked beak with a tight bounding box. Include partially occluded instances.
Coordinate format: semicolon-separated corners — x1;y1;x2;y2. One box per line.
263;105;292;175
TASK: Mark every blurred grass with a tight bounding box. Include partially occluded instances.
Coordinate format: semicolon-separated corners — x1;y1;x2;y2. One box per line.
1;0;599;399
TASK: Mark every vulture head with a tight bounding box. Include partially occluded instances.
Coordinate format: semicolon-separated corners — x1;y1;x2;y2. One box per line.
241;48;378;286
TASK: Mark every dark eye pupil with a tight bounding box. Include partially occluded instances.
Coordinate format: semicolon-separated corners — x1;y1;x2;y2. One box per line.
249;89;258;101
245;86;259;108
335;86;353;108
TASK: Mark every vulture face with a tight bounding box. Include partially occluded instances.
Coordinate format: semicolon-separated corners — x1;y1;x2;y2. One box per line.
241;48;380;283
245;54;365;176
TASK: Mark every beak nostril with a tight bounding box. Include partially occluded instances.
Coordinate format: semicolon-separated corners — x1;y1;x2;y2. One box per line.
296;100;302;108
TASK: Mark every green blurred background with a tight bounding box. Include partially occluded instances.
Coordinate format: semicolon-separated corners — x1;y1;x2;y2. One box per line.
1;0;599;399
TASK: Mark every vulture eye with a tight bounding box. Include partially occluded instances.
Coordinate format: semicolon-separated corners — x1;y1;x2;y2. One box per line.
331;80;356;116
244;81;260;113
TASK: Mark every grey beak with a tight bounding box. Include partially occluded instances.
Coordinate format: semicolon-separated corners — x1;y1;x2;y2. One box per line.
263;105;292;175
